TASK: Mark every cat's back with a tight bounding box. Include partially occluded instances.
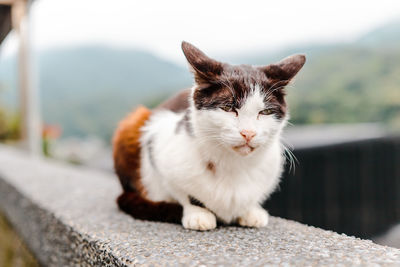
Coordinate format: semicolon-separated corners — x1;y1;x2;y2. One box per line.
156;89;191;113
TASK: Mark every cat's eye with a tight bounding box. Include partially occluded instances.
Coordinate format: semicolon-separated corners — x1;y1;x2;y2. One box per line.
220;106;231;112
220;105;238;116
221;106;233;112
259;109;274;116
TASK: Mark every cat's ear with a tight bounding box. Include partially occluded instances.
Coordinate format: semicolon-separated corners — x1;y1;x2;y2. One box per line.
260;54;306;83
181;41;223;85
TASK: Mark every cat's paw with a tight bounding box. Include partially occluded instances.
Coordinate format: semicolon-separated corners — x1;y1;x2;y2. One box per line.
182;206;217;231
238;207;269;228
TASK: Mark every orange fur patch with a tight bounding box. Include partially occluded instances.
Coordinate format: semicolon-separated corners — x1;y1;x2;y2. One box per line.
113;106;151;194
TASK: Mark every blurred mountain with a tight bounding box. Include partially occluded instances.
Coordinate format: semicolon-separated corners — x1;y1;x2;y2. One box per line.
357;20;400;47
0;46;192;141
0;19;400;142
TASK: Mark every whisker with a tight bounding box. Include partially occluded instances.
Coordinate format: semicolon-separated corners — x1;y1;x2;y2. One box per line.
281;142;298;174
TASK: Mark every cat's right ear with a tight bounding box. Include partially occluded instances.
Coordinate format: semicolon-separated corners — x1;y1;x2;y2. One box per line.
181;41;223;86
260;54;306;84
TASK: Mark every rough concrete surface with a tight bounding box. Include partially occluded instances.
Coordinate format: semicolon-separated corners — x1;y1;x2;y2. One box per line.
0;146;399;266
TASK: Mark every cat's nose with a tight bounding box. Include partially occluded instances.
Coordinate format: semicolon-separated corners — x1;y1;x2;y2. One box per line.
240;130;256;142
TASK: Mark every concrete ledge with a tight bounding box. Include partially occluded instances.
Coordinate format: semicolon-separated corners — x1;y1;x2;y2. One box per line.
0;146;399;266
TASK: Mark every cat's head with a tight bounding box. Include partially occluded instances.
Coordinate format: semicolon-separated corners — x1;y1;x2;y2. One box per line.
182;41;305;156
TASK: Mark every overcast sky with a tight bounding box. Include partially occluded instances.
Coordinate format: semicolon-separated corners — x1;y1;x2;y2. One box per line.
1;0;400;64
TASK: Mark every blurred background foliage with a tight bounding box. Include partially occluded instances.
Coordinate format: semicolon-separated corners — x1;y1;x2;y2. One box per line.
0;86;20;142
0;20;399;143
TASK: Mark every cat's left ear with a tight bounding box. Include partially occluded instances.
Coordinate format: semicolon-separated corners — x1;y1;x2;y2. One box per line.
259;54;306;83
181;41;223;86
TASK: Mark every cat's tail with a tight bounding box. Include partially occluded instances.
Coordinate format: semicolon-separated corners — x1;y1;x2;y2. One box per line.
117;191;183;224
113;106;183;224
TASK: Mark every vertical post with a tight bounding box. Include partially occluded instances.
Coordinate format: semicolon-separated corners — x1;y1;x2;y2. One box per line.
12;0;41;156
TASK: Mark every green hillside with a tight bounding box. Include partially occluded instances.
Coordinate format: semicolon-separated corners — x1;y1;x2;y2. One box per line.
288;45;400;127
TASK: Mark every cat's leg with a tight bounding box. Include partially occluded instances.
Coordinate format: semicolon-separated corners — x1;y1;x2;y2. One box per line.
182;204;217;231
237;205;269;228
169;189;216;230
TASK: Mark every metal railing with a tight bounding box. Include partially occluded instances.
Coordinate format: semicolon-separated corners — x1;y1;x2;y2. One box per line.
265;136;400;239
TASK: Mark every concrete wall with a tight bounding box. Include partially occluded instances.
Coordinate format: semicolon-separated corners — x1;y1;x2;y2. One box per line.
0;146;399;266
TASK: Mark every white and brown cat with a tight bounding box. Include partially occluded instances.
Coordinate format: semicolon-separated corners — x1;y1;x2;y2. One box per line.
113;41;305;230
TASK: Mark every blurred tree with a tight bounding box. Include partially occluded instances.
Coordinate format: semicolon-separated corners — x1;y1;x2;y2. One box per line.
0;85;20;142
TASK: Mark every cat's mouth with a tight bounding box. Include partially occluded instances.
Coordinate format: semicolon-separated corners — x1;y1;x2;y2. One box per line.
232;144;256;156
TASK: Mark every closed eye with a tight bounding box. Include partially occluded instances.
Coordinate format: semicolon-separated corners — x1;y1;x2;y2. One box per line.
220;105;238;116
259;108;274;116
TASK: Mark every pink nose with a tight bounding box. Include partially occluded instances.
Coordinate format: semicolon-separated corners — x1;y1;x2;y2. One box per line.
240;130;256;142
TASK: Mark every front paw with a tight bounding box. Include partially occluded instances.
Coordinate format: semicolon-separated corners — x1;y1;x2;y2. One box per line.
238;207;269;228
182;206;217;231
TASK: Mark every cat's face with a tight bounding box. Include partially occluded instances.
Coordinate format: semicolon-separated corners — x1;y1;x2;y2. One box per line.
182;42;305;156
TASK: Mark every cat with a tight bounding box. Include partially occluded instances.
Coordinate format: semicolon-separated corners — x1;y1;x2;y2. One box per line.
113;41;305;230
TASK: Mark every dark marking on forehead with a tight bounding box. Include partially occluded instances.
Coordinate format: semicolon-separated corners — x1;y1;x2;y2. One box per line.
263;90;287;120
193;65;258;109
193;83;232;110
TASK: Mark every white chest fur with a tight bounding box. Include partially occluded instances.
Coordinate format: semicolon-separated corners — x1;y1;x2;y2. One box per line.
178;146;283;222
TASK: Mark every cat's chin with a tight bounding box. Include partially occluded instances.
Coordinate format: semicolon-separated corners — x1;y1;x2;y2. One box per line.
232;144;256;156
